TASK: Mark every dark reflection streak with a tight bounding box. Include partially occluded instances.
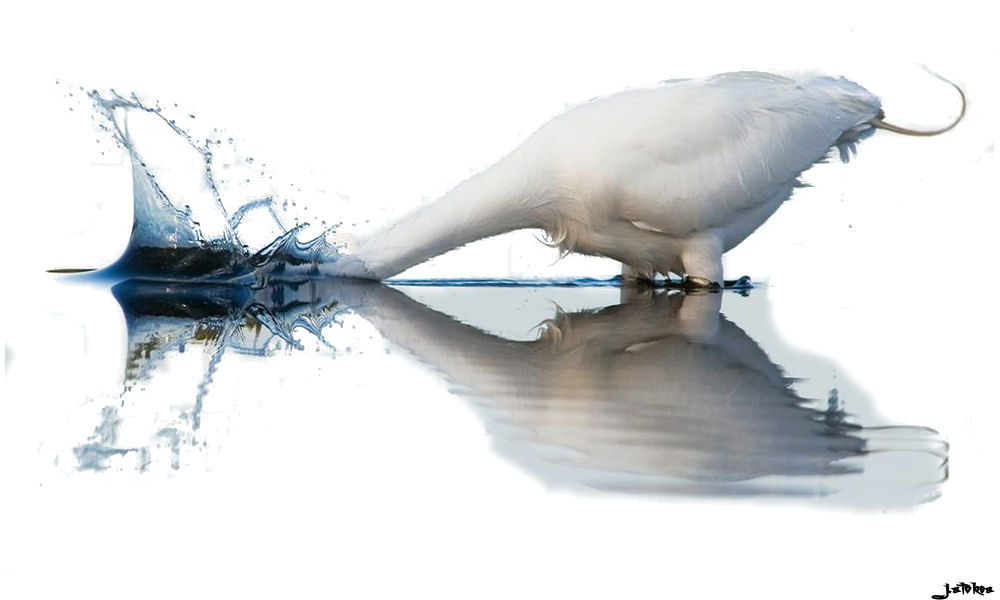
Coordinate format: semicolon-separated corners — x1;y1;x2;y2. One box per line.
77;278;946;507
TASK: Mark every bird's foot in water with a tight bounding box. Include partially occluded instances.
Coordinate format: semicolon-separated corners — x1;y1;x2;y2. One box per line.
723;275;752;289
682;275;753;292
683;276;721;291
620;265;657;286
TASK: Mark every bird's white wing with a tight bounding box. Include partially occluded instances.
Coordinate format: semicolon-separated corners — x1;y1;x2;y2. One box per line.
551;73;882;237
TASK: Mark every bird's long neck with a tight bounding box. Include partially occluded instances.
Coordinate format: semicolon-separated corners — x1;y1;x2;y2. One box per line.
345;153;549;279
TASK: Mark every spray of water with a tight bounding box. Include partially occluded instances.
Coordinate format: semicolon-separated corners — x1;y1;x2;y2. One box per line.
88;90;349;282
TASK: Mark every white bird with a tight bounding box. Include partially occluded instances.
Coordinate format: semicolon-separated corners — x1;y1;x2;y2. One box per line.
324;71;964;286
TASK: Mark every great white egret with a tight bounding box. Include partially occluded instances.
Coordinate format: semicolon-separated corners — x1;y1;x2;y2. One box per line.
328;71;964;286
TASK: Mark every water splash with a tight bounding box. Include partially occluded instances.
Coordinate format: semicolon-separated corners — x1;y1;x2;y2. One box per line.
88;90;348;282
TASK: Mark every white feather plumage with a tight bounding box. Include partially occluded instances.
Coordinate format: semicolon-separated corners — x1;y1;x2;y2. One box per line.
329;71;885;283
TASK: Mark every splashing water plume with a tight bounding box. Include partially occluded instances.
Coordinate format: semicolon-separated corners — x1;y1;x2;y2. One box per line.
89;90;351;282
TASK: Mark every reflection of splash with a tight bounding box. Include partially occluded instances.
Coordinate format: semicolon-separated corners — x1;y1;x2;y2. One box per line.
77;279;947;507
73;407;150;471
72;279;348;472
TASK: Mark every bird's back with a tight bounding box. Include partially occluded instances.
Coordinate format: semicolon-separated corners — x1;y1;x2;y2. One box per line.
527;72;883;240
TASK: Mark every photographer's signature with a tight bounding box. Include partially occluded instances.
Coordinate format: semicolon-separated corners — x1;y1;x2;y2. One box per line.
933;583;994;599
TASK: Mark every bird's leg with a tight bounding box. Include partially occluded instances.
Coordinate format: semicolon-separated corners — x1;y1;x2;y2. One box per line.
680;235;724;289
621;264;655;284
620;264;656;302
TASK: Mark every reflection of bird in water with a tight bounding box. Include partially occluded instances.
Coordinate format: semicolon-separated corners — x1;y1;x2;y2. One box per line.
328;281;946;502
85;279;946;504
330;71;963;285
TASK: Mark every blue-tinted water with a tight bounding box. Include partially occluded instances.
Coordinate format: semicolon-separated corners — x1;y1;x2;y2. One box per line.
84;90;350;282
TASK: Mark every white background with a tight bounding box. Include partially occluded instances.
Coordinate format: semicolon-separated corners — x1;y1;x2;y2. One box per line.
2;1;997;598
